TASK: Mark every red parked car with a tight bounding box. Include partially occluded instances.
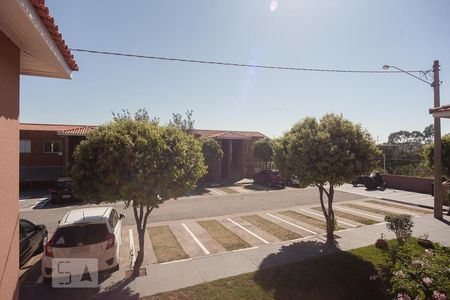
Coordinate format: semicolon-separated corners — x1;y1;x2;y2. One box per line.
253;169;285;188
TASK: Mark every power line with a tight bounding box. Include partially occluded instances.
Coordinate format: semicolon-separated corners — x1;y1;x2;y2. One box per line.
70;48;431;74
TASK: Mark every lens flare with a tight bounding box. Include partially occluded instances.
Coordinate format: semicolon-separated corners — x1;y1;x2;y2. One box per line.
270;0;278;12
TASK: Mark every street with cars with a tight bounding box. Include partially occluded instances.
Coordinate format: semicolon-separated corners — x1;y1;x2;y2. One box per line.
18;180;439;294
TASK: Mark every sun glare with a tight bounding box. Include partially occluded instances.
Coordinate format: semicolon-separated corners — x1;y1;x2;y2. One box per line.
270;0;278;12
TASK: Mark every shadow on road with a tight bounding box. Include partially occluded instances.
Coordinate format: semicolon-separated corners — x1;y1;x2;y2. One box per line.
253;240;387;300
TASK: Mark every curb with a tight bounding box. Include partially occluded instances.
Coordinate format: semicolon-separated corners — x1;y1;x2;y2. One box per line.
379;197;449;212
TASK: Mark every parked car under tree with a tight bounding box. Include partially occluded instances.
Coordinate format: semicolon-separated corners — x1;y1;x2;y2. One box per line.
253;169;285;188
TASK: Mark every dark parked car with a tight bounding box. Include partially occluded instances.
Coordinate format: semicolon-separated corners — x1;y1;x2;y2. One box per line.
50;177;76;204
253;169;285;188
351;172;388;190
19;219;47;267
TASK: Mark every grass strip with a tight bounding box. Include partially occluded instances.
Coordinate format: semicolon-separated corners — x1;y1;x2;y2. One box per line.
217;187;238;194
148;225;189;263
279;210;344;231
197;220;250;251
311;207;379;225
341;203;398;216
144;239;429;300
365;199;432;214
241;215;300;241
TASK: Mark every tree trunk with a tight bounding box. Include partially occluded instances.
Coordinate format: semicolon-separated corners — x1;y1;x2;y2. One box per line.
132;205;153;278
326;185;335;240
317;184;335;241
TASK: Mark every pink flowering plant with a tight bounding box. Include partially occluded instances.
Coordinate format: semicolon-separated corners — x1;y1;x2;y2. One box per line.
390;243;449;299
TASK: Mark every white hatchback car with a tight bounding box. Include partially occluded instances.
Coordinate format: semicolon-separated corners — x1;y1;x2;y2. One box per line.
41;206;123;280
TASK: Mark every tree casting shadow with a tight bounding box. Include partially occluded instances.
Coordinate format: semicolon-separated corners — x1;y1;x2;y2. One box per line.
253;240;387;300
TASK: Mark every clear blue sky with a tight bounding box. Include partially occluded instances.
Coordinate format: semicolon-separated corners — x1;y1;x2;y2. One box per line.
20;0;450;142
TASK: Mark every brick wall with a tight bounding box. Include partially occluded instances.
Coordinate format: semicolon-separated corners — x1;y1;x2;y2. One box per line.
384;174;433;195
20;130;66;181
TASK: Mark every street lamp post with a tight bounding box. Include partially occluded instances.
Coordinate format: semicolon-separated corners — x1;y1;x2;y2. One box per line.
383;61;443;219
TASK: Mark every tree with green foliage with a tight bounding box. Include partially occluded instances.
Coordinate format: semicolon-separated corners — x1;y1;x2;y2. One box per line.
252;138;274;169
200;138;223;166
384;214;414;245
169;110;194;133
423;135;450;178
423;124;434;144
71;110;207;277
273;114;379;240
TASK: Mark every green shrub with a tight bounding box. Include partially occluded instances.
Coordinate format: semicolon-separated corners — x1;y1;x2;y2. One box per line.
385;215;414;245
390;243;450;299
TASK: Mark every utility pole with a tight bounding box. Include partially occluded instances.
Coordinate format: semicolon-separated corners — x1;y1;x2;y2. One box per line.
432;60;443;219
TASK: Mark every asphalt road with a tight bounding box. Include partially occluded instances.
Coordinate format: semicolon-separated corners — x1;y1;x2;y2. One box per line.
20;187;366;233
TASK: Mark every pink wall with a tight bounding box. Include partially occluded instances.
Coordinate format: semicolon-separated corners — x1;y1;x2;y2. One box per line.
384;174;433;195
0;31;20;299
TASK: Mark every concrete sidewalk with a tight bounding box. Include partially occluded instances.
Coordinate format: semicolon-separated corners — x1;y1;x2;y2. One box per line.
336;183;449;211
96;213;450;299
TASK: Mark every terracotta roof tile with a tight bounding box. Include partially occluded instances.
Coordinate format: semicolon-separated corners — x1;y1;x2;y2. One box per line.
30;0;78;71
20;123;90;132
192;129;266;139
58;126;96;136
20;123;266;139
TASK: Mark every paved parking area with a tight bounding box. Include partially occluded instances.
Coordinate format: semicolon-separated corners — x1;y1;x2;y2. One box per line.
336;183;437;207
186;183;295;197
126;197;434;266
19;183;290;213
18;195;434;289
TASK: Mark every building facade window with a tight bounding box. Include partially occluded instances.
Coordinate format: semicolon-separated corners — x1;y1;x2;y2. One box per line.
43;140;62;153
244;142;248;153
20;140;31;153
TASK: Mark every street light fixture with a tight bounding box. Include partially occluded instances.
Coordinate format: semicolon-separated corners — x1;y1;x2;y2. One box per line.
383;61;443;219
383;65;432;86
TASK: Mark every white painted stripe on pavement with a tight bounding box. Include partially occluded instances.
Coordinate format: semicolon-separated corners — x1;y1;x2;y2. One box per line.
209;188;227;196
298;209;357;228
129;229;136;267
335;206;384;220
182;223;210;255
226;218;269;244
265;213;318;235
230;186;251;193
